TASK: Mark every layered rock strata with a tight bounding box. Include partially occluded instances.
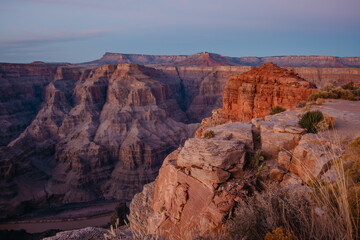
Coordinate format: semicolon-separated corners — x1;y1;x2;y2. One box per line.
196;63;317;137
0;64;196;218
129;100;360;239
1;56;360;220
130;122;253;239
87;52;360;68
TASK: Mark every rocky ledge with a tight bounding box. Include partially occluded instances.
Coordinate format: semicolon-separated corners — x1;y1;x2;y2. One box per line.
129;99;360;239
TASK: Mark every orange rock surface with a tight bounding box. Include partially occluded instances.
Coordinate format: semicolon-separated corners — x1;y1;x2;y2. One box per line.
196;63;317;137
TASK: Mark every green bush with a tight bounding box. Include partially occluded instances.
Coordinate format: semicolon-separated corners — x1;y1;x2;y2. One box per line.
308;91;326;101
298;110;324;133
248;150;266;169
342;82;356;90
203;130;215;139
270;106;286;115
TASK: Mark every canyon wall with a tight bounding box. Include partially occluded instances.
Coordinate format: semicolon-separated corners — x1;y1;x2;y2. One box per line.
0;63;196;218
156;65;360;122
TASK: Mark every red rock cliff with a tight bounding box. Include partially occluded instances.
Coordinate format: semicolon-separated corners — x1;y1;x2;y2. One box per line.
196;63;317;137
222;62;316;120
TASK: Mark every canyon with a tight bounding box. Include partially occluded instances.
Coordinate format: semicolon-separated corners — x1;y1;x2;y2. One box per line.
1;52;360;224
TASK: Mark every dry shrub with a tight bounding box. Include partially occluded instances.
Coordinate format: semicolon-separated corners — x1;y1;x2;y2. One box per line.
317;113;336;131
321;83;336;92
227;178;355;240
316;98;325;105
308;91;327;101
105;219;164;240
227;184;315;240
203;130;215;139
296;101;306;108
270;106;286;115
265;226;295;240
308;82;359;102
300;135;360;239
228;136;360;240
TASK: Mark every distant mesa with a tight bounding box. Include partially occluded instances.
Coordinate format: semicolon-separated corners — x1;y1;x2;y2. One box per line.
83;52;360;68
31;61;46;64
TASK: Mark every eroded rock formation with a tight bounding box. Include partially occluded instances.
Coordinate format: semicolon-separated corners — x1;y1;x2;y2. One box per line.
1;54;360;221
129;100;360;239
196;63;317;137
130;122;254;239
0;63;196;218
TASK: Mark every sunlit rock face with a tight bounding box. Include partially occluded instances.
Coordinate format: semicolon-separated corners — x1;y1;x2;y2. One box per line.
195;63;317;137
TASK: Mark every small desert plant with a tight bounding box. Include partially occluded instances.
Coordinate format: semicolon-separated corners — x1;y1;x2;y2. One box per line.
296;101;306;108
228;135;360;240
308;91;327;101
321;83;336;92
203;130;215;139
316;113;336;132
295;134;360;240
270;106;286;115
246;149;266;170
342;82;357;91
226;183;321;240
316;98;325;105
298;110;324;133
308;82;359;102
265;226;295;240
105;218;164;240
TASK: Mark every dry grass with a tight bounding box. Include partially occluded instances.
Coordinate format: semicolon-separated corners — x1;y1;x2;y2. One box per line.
308;82;359;102
104;218;163;240
316;98;325;105
227;133;360;240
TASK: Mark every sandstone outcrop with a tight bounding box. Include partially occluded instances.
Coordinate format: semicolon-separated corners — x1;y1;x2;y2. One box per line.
290;134;342;183
221;62;316;121
146;124;250;239
129;100;360;239
129;122;256;239
196;63;316;137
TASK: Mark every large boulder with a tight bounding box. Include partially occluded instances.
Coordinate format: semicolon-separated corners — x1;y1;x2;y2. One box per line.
290;134;342;183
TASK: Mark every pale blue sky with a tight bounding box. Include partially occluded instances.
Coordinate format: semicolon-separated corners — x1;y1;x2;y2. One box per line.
0;0;359;63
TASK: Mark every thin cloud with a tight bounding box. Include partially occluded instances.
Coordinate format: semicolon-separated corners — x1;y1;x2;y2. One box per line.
0;28;111;48
11;0;124;9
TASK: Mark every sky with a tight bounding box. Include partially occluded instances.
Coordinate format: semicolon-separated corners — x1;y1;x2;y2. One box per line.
0;0;359;63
